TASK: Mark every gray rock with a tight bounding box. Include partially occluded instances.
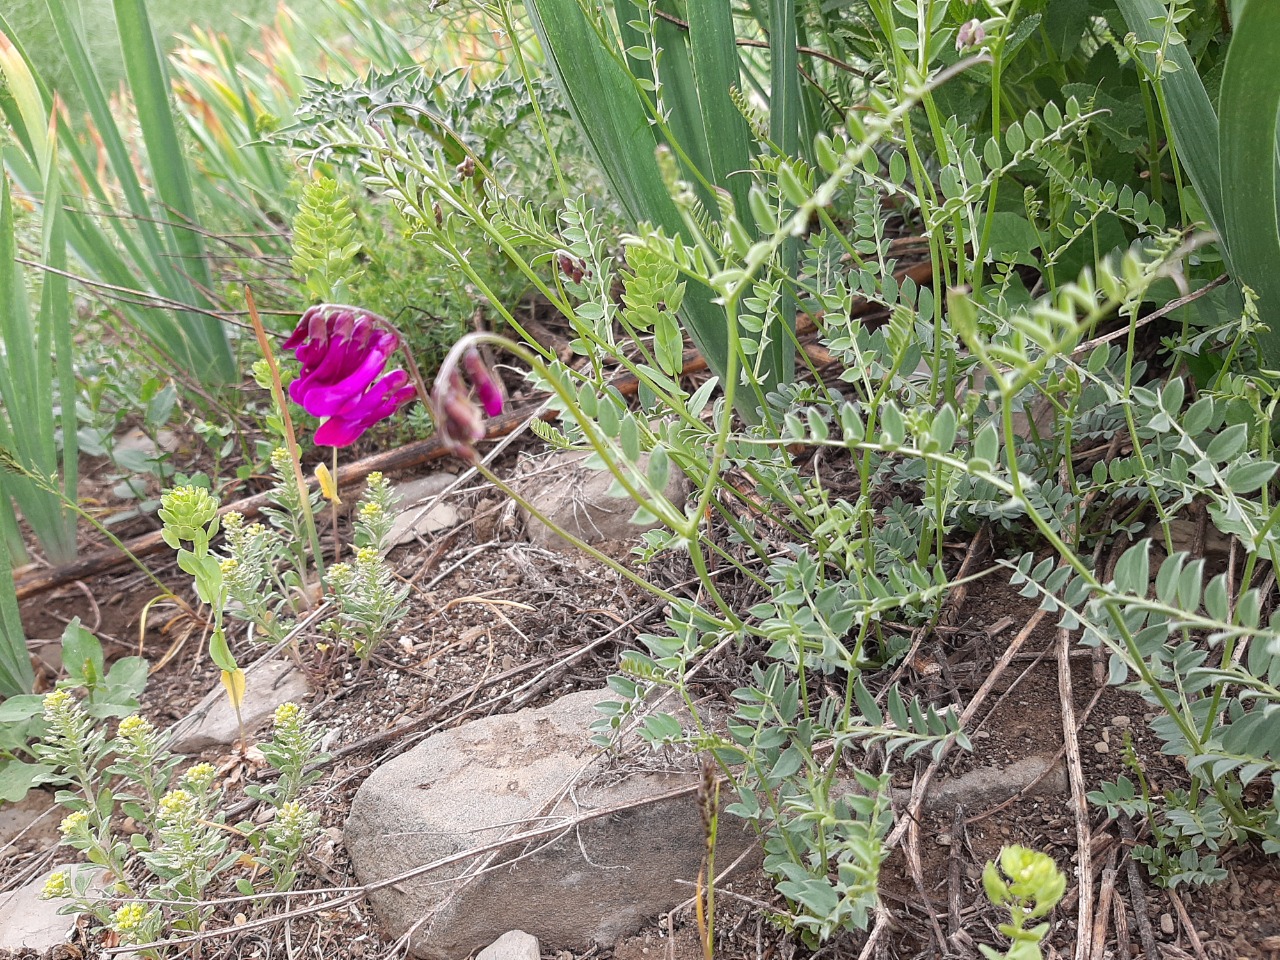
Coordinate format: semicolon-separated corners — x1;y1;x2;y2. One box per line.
891;755;1068;812
390;474;460;545
0;864;106;952
114;427;178;459
170;658;309;754
518;451;688;550
478;930;541;960
345;689;754;960
0;789;59;851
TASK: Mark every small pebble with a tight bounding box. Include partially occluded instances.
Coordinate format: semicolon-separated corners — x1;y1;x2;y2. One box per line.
1112;715;1131;728
937;833;952;847
974;730;990;739
1094;742;1110;754
1160;913;1175;936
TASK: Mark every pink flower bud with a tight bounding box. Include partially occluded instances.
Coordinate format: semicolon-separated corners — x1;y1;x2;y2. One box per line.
956;18;985;51
556;250;587;285
462;348;504;417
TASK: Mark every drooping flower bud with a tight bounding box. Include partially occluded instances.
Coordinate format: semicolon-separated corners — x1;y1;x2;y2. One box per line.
556;250;587;285
462;348;504;417
956;18;985;51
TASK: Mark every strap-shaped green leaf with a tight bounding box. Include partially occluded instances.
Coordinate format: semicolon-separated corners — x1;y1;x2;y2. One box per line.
1218;0;1280;368
526;0;735;399
1116;0;1225;247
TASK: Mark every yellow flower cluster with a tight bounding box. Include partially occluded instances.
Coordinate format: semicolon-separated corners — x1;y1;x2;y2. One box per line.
40;870;72;900
110;901;150;935
273;701;302;728
58;811;89;837
117;714;153;739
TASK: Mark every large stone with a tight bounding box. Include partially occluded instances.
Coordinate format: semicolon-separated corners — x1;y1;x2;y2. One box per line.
0;864;106;953
0;789;60;852
390;473;460;545
478;930;541;960
518;451;687;550
169;658;309;754
886;755;1067;813
345;689;753;960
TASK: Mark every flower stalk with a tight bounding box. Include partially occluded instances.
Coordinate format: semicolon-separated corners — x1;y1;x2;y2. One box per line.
247;288;325;586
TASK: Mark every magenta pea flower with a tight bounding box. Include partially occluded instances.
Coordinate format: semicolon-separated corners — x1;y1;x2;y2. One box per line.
282;305;416;447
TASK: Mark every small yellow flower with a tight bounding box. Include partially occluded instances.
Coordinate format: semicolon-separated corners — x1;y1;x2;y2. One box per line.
183;762;217;791
269;447;292;473
110;902;149;935
274;702;302;728
220;557;240;576
359;501;383;519
355;546;379;566
159;789;195;817
42;688;74;718
366;471;384;486
223;511;245;530
117;714;152;739
58;811;89;837
276;800;317;834
326;563;353;588
40;870;72;900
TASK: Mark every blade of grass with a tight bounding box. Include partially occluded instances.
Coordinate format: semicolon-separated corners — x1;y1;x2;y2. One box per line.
0;174;77;562
766;0;799;390
0;523;33;695
112;0;236;380
1116;0;1225;247
525;0;733;391
1217;0;1280;368
685;0;755;224
38;0;235;381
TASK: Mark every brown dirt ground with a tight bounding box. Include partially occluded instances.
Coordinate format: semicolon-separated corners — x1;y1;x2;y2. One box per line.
3;437;1279;960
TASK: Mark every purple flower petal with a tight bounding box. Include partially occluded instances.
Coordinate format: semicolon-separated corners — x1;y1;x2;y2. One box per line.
331;370;410;419
314;416;368;447
298;342;399;416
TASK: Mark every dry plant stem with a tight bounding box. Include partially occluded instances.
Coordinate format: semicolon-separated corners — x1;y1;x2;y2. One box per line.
884;606;1049;852
906;798;948;951
883;523;991;696
330;446;340;565
1053;452;1093;960
1112;878;1132;960
1168;888;1207;960
246;287;325;585
966;683;1106;824
1089;851;1118;960
856;911;891;960
1118;813;1161;960
947;803;965;940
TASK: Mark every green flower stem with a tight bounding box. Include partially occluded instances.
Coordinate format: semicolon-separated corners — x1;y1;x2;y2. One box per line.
246;290;325;587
